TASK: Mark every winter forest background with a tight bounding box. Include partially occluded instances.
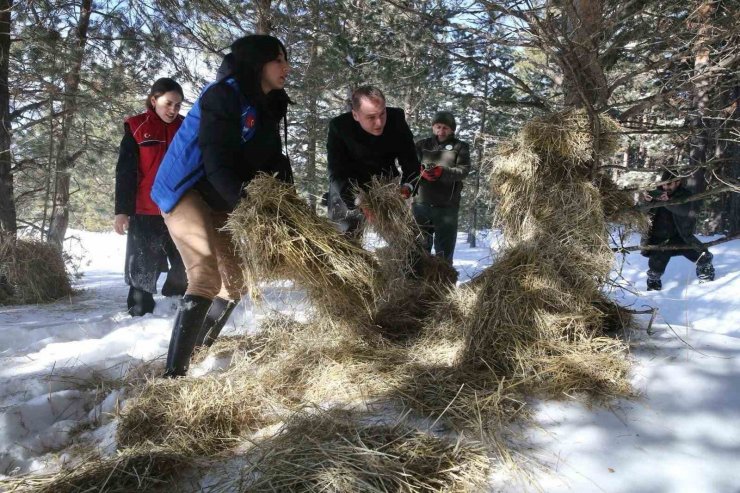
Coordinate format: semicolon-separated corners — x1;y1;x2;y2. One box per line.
1;0;739;248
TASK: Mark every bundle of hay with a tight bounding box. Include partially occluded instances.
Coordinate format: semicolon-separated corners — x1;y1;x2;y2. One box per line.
465;109;633;399
355;178;421;276
0;237;72;305
117;374;275;455
0;447;189;493
596;175;650;233
226;175;380;321
241;410;491;492
520;109;620;168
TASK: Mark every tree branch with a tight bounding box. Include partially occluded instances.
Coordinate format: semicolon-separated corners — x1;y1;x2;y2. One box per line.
615;232;740;252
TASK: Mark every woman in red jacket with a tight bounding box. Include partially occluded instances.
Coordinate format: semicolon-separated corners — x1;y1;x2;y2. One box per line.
114;78;187;316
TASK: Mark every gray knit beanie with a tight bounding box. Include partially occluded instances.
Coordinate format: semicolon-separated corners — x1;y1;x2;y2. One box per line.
432;111;456;131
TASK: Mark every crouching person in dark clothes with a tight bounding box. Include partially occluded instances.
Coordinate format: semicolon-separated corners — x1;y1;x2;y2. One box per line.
641;170;715;291
114;78;188;316
326;86;420;235
151;35;293;377
413;111;470;264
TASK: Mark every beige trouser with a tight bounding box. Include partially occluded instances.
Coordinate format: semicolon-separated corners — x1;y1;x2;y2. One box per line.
163;190;244;300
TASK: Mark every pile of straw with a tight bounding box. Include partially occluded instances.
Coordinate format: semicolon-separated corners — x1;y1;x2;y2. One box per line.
226;175;380;321
242;410;491;492
117;374;274;455
0;238;72;305
0;447;189;493
232;314;410;406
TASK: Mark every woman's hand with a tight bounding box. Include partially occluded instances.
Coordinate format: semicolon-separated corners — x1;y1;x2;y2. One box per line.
114;214;130;235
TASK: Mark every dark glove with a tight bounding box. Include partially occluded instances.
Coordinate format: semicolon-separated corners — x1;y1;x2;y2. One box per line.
272;154;293;184
421;166;443;181
399;184;413;199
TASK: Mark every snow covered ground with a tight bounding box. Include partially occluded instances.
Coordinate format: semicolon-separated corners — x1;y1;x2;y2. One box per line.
1;228;738;491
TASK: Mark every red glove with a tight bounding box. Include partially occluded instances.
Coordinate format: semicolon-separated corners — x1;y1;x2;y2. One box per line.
421;166;443;181
399;184;413;199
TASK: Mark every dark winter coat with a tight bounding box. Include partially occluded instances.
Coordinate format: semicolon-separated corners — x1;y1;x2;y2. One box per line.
641;185;705;253
414;135;471;208
115;109;183;216
195;82;292;212
326;107;419;217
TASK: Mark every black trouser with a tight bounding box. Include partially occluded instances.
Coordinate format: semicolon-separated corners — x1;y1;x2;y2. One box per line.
646;236;711;278
125;214;187;297
412;203;459;263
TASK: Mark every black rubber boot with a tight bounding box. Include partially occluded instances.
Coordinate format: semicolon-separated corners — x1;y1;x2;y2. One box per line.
194;297;239;348
646;269;662;291
696;252;715;282
647;278;662;291
127;287;155;317
163;295;212;377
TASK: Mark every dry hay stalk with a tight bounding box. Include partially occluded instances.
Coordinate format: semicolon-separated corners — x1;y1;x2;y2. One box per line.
0;447;189;493
235;314;410;406
356;177;421;255
520;109;620;170
492;167;611;261
597;175;650;233
117;374;275;455
370;279;450;339
242;409;491;492
226;174;380;320
391;365;528;440
0;237;72;305
525;338;633;399
460;243;631;399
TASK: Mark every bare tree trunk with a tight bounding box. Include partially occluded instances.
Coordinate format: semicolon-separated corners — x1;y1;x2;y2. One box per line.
0;0;16;239
48;0;92;247
720;89;740;233
685;1;716;197
467;69;488;247
560;0;608;109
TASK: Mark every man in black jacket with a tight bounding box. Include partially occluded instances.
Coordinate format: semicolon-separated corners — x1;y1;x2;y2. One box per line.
326;86;419;234
641;171;715;291
413;111;470;263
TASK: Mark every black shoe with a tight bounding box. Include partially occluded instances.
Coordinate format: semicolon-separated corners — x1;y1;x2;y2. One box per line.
696;262;715;283
647;279;662;291
127;287;155;317
163;294;212;377
194;297;239;349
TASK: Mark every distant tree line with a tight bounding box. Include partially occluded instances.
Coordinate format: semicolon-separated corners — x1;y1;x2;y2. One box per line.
1;0;737;246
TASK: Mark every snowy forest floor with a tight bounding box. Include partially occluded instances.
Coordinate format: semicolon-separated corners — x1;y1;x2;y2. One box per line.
1;229;739;492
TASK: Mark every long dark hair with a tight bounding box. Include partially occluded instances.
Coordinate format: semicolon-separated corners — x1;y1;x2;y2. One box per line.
229;35;292;120
146;78;183;110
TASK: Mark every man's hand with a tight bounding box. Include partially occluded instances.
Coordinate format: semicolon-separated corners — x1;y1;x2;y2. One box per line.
359;205;375;224
643;190;668;202
399;183;413;199
113;214;130;235
421;165;443;182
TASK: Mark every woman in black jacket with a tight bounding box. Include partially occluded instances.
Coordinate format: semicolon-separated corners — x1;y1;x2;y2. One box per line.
162;35;292;377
